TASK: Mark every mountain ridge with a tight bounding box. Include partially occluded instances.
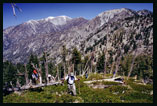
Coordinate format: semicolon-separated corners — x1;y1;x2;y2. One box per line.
3;8;153;64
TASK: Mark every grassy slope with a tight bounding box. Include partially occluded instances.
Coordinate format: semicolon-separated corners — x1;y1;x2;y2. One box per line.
3;73;153;103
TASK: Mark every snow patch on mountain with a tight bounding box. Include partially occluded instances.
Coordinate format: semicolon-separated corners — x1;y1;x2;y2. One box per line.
98;8;136;26
45;16;55;21
43;15;72;26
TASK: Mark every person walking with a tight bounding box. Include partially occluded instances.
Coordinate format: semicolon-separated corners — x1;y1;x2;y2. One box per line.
64;67;80;96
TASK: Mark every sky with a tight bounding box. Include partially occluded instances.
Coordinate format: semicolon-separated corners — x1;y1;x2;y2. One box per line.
3;3;153;29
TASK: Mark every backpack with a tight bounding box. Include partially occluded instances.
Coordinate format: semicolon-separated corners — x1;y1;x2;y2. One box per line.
67;76;75;84
33;70;37;74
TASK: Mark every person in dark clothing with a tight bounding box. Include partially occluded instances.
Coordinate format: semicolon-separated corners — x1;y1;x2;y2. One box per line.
85;71;88;79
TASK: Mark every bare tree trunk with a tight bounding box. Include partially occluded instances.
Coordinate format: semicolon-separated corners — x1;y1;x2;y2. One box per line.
127;50;138;80
24;64;29;85
104;60;106;75
113;55;121;78
94;65;97;74
104;51;106;75
113;62;119;78
83;55;92;72
73;64;75;74
57;66;59;81
104;35;108;75
16;78;21;87
38;64;42;84
104;48;107;76
91;57;94;74
80;63;82;76
44;52;49;84
64;63;66;77
87;66;89;75
110;62;115;74
45;61;49;83
90;61;92;74
10;81;14;91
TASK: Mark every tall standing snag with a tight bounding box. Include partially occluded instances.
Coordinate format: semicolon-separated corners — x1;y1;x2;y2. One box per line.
113;50;122;78
44;52;49;84
127;49;138;80
24;64;29;85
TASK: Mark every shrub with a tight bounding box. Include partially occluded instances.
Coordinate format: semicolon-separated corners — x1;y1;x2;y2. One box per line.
87;73;104;80
91;81;120;86
102;81;121;85
129;83;153;94
3;73;153;103
108;85;128;94
121;91;153;102
59;94;75;103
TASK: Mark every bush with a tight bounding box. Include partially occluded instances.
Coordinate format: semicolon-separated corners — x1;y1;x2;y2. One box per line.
59;94;75;103
102;81;121;85
104;74;113;78
108;85;128;94
87;73;104;80
3;74;153;103
91;81;120;86
129;83;153;94
121;91;153;103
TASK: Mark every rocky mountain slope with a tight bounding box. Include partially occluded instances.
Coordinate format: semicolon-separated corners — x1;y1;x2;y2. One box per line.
3;8;153;64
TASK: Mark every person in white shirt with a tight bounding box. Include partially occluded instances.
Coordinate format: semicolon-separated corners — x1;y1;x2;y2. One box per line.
64;67;80;96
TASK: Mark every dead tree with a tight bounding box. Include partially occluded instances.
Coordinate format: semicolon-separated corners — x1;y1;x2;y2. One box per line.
16;68;28;86
80;62;83;76
73;64;75;75
90;51;95;74
57;65;59;81
11;3;22;17
24;64;29;85
94;64;97;74
10;81;14;91
104;49;107;75
82;52;93;76
104;35;108;75
16;78;21;88
113;50;122;78
110;62;115;74
64;63;66;77
127;49;138;80
44;52;49;84
62;45;67;78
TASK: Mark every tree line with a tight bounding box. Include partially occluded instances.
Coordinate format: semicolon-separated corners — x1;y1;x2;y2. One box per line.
3;45;153;88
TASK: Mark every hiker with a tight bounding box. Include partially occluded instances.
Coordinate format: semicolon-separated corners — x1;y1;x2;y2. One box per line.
32;73;36;84
64;72;80;96
113;71;116;78
33;69;38;79
85;71;88;79
63;66;80;96
32;69;39;85
48;74;52;82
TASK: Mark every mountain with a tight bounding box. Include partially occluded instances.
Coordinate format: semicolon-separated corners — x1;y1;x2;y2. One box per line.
3;8;153;64
3;16;88;63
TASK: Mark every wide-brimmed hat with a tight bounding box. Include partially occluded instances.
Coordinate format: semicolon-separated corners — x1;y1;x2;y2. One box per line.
70;72;74;76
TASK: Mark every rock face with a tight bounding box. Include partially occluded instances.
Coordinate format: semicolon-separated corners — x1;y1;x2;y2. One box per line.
3;8;153;64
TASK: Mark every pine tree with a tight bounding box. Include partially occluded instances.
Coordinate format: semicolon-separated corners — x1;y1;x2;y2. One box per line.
97;52;105;73
3;61;17;87
72;47;81;75
61;45;67;77
16;63;25;85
